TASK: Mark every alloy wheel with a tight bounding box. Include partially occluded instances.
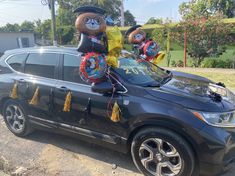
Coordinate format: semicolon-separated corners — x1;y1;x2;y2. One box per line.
139;138;182;176
5;104;25;133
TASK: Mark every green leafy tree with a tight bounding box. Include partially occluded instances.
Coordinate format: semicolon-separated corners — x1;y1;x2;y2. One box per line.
207;0;235;18
35;19;52;40
0;23;20;32
173;13;234;67
179;0;235;19
124;10;136;26
20;21;35;32
146;17;163;25
57;25;75;45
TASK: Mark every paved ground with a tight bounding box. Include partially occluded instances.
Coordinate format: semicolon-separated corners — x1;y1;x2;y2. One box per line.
0;114;235;176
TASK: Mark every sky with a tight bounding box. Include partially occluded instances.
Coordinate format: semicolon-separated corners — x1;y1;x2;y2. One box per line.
125;0;186;24
0;0;187;27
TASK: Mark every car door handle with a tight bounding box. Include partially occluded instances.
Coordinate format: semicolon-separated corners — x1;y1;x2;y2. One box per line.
57;86;70;92
17;79;26;83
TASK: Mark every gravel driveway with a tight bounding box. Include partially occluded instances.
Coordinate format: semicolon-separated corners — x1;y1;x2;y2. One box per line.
0;115;235;176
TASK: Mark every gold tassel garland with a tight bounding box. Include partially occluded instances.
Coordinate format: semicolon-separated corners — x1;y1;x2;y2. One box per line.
111;101;121;122
10;83;18;99
63;91;72;112
29;87;40;106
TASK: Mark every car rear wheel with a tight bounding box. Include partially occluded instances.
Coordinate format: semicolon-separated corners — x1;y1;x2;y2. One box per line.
3;99;33;137
131;127;195;176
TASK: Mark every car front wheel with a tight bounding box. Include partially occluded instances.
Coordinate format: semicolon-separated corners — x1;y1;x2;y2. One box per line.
131;127;196;176
3;99;33;137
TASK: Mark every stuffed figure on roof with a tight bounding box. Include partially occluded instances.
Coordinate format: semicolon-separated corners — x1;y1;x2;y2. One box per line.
74;6;108;54
125;25;165;65
74;6;123;83
74;6;108;84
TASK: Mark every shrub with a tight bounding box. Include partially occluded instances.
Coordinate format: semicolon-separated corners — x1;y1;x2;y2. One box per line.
201;58;217;68
171;60;176;67
171;60;184;67
201;58;234;68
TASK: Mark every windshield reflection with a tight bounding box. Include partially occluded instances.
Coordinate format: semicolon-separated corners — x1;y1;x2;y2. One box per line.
113;55;170;87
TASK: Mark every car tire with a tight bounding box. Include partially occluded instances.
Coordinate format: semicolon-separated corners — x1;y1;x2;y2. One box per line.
2;99;33;137
131;127;195;176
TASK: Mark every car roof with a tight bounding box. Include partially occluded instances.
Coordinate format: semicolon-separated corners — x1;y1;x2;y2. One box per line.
4;46;80;55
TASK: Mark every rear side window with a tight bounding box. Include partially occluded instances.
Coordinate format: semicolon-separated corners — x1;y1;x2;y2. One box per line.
63;54;83;83
25;53;59;79
7;53;28;72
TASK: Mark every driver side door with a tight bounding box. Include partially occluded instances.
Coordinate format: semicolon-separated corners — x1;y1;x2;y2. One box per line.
54;53;125;138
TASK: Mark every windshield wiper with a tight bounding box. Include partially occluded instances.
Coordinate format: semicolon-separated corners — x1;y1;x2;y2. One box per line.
161;72;173;85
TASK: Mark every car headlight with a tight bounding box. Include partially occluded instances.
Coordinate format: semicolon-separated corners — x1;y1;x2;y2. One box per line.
191;110;235;127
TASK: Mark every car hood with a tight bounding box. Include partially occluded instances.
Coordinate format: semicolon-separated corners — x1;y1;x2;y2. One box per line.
145;71;235;112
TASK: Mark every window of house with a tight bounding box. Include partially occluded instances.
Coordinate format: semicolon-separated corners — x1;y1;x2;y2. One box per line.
21;38;30;48
63;54;83;83
17;37;30;48
7;53;28;72
25;53;59;79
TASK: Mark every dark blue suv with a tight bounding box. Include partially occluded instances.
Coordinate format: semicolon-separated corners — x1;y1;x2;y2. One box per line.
0;47;235;176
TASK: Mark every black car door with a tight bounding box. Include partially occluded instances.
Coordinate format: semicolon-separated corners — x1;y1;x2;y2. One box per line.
19;52;60;122
54;53;125;137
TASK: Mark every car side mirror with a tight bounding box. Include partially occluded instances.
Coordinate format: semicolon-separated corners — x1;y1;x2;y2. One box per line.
91;81;114;94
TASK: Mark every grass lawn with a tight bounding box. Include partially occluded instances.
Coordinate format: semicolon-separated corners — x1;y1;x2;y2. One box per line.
166;67;235;91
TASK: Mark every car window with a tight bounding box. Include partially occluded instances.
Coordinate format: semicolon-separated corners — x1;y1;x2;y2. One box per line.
25;53;59;79
7;53;28;72
63;54;84;83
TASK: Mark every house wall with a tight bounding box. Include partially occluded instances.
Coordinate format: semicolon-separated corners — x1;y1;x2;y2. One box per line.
0;32;35;53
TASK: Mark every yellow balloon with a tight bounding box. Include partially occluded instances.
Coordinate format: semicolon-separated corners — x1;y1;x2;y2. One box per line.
106;26;123;68
106;26;123;54
153;51;166;65
106;54;119;68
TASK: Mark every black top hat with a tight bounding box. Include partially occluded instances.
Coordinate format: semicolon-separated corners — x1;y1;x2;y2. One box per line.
125;25;142;37
74;6;106;15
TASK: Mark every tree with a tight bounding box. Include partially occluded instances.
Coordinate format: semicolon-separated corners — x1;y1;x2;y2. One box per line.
35;19;52;40
206;0;235;18
57;25;75;45
20;21;35;32
0;23;20;32
179;0;235;19
173;13;234;67
124;10;136;26
146;17;163;25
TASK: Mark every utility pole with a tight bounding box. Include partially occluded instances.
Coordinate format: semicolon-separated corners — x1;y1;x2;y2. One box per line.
120;0;125;27
49;0;57;46
41;0;57;45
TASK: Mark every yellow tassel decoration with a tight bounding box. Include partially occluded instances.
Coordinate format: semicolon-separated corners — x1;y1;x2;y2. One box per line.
10;83;18;99
63;91;72;112
111;101;121;122
29;87;40;106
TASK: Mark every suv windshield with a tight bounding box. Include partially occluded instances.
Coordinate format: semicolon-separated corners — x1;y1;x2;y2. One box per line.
113;54;171;87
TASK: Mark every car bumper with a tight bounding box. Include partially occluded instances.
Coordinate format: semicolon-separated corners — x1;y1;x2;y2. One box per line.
196;126;235;175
